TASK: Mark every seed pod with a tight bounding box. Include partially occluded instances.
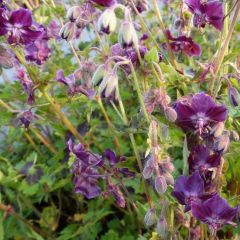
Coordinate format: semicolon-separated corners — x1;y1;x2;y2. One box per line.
59;22;75;41
155;175;167;195
228;86;240;107
97;9;117;34
66;6;82;21
164;107;177;122
144;208;157;226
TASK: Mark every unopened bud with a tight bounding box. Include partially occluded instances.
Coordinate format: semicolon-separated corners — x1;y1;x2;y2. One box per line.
211;122;224;138
228;86;240;107
214;132;230;153
97;9;117;34
161;161;175;173
143;163;154;179
66;6;82;21
118;21;138;47
157;217;168;237
161;124;169;140
92;64;105;86
163;172;174;185
59;22;75;41
155;175;167;195
164;107;177;122
231;130;239;142
144;208;157;226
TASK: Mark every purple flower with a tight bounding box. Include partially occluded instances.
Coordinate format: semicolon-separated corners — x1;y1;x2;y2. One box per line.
46;20;61;40
172;171;205;212
165;30;201;57
18;109;35;128
103;149;134;176
0;8;43;45
91;0;116;7
185;0;224;31
174;93;227;135
107;182;126;208
188;145;221;174
25;39;51;65
68;139;102;199
56;69;95;98
192;194;237;232
16;68;35;104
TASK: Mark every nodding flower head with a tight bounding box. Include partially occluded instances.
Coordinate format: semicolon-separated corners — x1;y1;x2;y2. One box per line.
184;0;224;31
97;8;117;34
0;8;43;45
174;93;227;135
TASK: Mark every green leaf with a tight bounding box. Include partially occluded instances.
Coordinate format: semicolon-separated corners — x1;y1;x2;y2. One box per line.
144;47;159;63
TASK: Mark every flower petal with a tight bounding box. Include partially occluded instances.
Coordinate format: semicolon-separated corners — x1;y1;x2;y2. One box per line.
9;8;32;27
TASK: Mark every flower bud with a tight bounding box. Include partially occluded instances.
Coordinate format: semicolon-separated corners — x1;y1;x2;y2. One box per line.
211;122;224;138
92;64;105;86
228;86;240;107
59;22;75;41
97;9;117;34
143;163;154;179
164;107;177;122
163;172;174;185
157;217;168;237
161;160;175;173
118;21;138;47
66;6;82;21
231;130;239;141
155;175;167;195
214;132;230;153
144;208;157;226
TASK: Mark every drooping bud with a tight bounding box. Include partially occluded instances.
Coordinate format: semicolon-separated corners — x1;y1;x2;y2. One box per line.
161;124;169;140
66;6;82;21
214;132;230;153
144;208;157;226
163;172;174;185
156;217;168;237
161;161;175;173
164;107;177;122
211;122;224;138
228;86;240;107
18;109;35;129
97;9;117;34
92;64;106;86
118;21;138;47
231;130;239;142
59;22;75;41
143;159;155;179
155;175;167;195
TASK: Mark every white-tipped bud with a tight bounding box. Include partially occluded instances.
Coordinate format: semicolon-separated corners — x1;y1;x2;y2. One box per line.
157;217;168;237
59;22;75;41
164;107;177;122
211;122;224;138
118;21;138;47
231;130;239;142
144;208;157;226
155;175;167;195
97;9;117;34
92;64;105;86
66;6;82;21
214;132;230;153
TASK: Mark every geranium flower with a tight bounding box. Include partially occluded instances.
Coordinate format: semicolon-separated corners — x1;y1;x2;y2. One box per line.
185;0;224;31
192;194;237;233
165;30;201;57
25;39;51;65
188;145;221;174
0;8;43;44
174;93;227;135
172;171;205;212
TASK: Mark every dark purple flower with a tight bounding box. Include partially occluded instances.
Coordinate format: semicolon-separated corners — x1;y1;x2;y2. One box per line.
172;171;205;212
165;30;201;57
107;182;126;208
56;69;95;98
18;109;35;128
188;145;221;174
25;39;51;65
16;68;35;104
185;0;224;31
174;93;227;135
103;149;134;176
91;0;116;7
0;8;43;45
192;194;237;232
